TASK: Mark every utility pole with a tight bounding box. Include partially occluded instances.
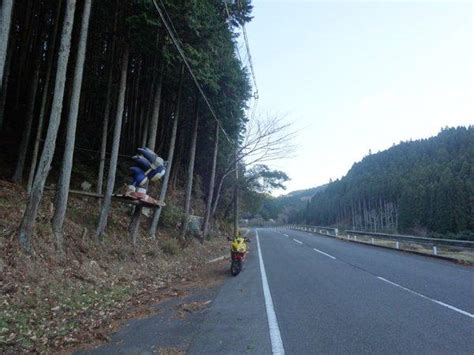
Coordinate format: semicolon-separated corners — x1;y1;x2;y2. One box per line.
233;148;239;238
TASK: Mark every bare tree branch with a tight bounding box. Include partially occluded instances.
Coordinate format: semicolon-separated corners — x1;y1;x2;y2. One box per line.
211;114;296;218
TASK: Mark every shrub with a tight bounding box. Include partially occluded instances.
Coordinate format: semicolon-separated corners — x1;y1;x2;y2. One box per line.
161;238;180;255
160;204;184;228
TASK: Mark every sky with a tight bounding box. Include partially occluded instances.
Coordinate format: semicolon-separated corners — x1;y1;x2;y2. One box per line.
241;0;473;195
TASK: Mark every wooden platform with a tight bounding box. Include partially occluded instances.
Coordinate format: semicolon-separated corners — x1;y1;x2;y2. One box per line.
66;189;165;208
113;194;166;208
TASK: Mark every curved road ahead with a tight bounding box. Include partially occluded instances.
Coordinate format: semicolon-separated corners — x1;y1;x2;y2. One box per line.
189;228;474;354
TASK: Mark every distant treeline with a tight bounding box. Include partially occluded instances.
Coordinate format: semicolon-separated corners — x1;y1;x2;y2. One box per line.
289;127;474;239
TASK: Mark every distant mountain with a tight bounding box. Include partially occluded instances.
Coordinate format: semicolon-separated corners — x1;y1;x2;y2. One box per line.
258;185;327;222
285;186;326;199
290;126;474;239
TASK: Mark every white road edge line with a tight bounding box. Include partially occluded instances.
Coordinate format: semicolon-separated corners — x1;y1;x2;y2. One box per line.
313;248;336;260
377;276;474;319
293;239;303;244
256;230;285;355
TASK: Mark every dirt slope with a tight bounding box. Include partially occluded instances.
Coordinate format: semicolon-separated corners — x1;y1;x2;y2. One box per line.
0;180;228;353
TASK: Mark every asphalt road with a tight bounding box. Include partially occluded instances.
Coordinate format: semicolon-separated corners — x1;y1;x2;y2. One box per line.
189;228;474;354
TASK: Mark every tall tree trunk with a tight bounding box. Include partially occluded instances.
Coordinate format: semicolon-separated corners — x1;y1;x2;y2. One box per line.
141;73;156;147
17;0;76;252
202;122;219;240
128;47;165;243
170;131;184;192
95;43;129;238
12;64;40;183
52;0;92;251
211;171;231;218
140;109;149;147
96;4;118;194
233;148;239;238
131;58;141;149
126;63;140;244
138;99;146;146
147;49;165;150
14;0;37;107
223;194;235;221
27;1;63;193
0;0;14;93
149;64;184;238
351;203;355;230
180;95;199;240
10;2;43;177
157;100;169;153
0;41;12;130
123;86;131;153
97;61;114;195
395;202;399;232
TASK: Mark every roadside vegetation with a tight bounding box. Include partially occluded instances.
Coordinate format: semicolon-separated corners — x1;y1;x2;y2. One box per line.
0;180;229;352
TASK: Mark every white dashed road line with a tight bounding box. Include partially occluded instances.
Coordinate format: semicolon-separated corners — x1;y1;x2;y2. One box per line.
313;248;336;260
377;276;474;319
279;230;473;320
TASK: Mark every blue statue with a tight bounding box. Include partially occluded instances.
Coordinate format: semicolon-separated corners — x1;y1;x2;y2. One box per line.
125;147;166;205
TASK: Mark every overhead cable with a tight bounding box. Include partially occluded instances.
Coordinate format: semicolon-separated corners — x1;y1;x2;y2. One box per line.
226;0;259;122
224;1;244;64
236;0;259;99
151;0;234;145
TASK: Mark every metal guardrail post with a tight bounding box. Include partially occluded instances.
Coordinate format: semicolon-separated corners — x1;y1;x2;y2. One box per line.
275;225;472;263
345;230;474;249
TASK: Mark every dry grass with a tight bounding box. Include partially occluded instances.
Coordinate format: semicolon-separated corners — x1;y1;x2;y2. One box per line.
0;180;229;353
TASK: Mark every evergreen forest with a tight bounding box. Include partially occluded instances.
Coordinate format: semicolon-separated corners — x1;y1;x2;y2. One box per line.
0;0;286;251
288;127;474;240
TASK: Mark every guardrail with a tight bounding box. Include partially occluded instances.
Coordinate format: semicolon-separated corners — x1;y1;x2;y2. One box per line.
286;224;338;237
345;230;474;255
278;224;474;259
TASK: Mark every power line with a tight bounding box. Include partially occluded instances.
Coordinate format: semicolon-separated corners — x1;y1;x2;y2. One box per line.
225;0;259;121
224;0;244;64
151;0;235;145
250;95;258;121
236;0;259;100
224;1;258;99
238;42;247;62
241;24;258;99
241;25;259;122
158;0;182;46
224;1;243;64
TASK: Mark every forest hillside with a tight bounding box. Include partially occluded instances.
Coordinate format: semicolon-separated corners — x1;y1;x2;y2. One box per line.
248;185;326;223
289;127;474;240
0;0;272;250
